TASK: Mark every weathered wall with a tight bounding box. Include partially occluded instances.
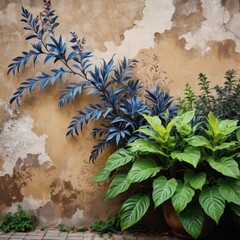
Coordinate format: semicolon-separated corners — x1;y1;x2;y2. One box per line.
1;0;240;226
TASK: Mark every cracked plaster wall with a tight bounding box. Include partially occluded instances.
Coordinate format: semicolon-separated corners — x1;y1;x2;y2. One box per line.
0;0;240;227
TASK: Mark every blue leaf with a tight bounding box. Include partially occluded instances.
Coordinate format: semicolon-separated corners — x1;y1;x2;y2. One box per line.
44;54;55;64
66;51;78;62
59;82;85;107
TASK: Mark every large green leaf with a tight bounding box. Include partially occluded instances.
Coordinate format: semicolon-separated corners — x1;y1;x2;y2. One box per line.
218;178;240;205
207;157;240;179
105;173;130;199
127;159;161;183
142;114;165;135
128;139;168;156
176;110;195;125
171;146;200;167
199;185;225;224
207;112;220;137
184;170;206;190
137;126;159;141
174;111;195;136
219;119;239;135
213;141;239;151
105;148;135;171
178;123;192;136
236;129;240;141
152;176;177;208
166;118;177;136
178;203;205;239
120;194;150;230
187;135;211;148
171;182;195;213
93;166;111;183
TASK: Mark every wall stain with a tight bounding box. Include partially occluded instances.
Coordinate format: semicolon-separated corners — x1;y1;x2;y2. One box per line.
36;202;58;225
0;101;22;131
50;179;83;218
221;0;240;14
0;173;23;208
0;153;52;209
215;39;237;58
171;0;204;35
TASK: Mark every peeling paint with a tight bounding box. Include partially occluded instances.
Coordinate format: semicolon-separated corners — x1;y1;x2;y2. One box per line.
179;0;240;55
0;3;18;26
0;173;23;207
0;111;51;176
50;179;82;218
1;195;49;216
36;202;59;225
62;208;84;226
94;0;175;60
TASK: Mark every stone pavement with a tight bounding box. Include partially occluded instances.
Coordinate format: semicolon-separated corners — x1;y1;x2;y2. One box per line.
0;229;181;240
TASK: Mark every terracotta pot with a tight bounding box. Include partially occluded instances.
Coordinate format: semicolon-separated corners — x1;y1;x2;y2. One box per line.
162;201;216;239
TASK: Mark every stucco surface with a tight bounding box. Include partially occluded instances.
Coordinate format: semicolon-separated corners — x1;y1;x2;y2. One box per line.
0;0;240;226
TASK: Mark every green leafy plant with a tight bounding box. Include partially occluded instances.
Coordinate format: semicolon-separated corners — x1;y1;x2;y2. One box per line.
76;226;88;232
94;111;240;239
39;223;48;231
177;83;196;113
178;69;240;122
0;204;35;232
0;212;14;233
58;223;70;232
89;215;120;236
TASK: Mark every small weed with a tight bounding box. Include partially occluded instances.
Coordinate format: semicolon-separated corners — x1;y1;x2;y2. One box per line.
89;215;120;236
58;223;69;232
0;204;35;232
76;226;88;232
39;224;48;231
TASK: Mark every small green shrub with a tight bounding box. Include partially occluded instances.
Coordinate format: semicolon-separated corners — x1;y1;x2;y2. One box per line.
178;69;240;122
58;223;69;232
0;212;14;233
76;226;88;232
39;223;48;231
0;204;35;232
89;215;120;236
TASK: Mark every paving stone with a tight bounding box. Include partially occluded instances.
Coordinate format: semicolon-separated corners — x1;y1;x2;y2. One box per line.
43;233;59;236
43;235;66;239
25;236;44;239
0;234;13;237
68;233;84;237
11;233;27;236
27;232;45;236
43;237;67;240
82;237;93;240
45;230;59;234
67;237;84;240
9;237;25;240
9;238;25;240
83;231;95;236
43;235;59;239
59;232;68;236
